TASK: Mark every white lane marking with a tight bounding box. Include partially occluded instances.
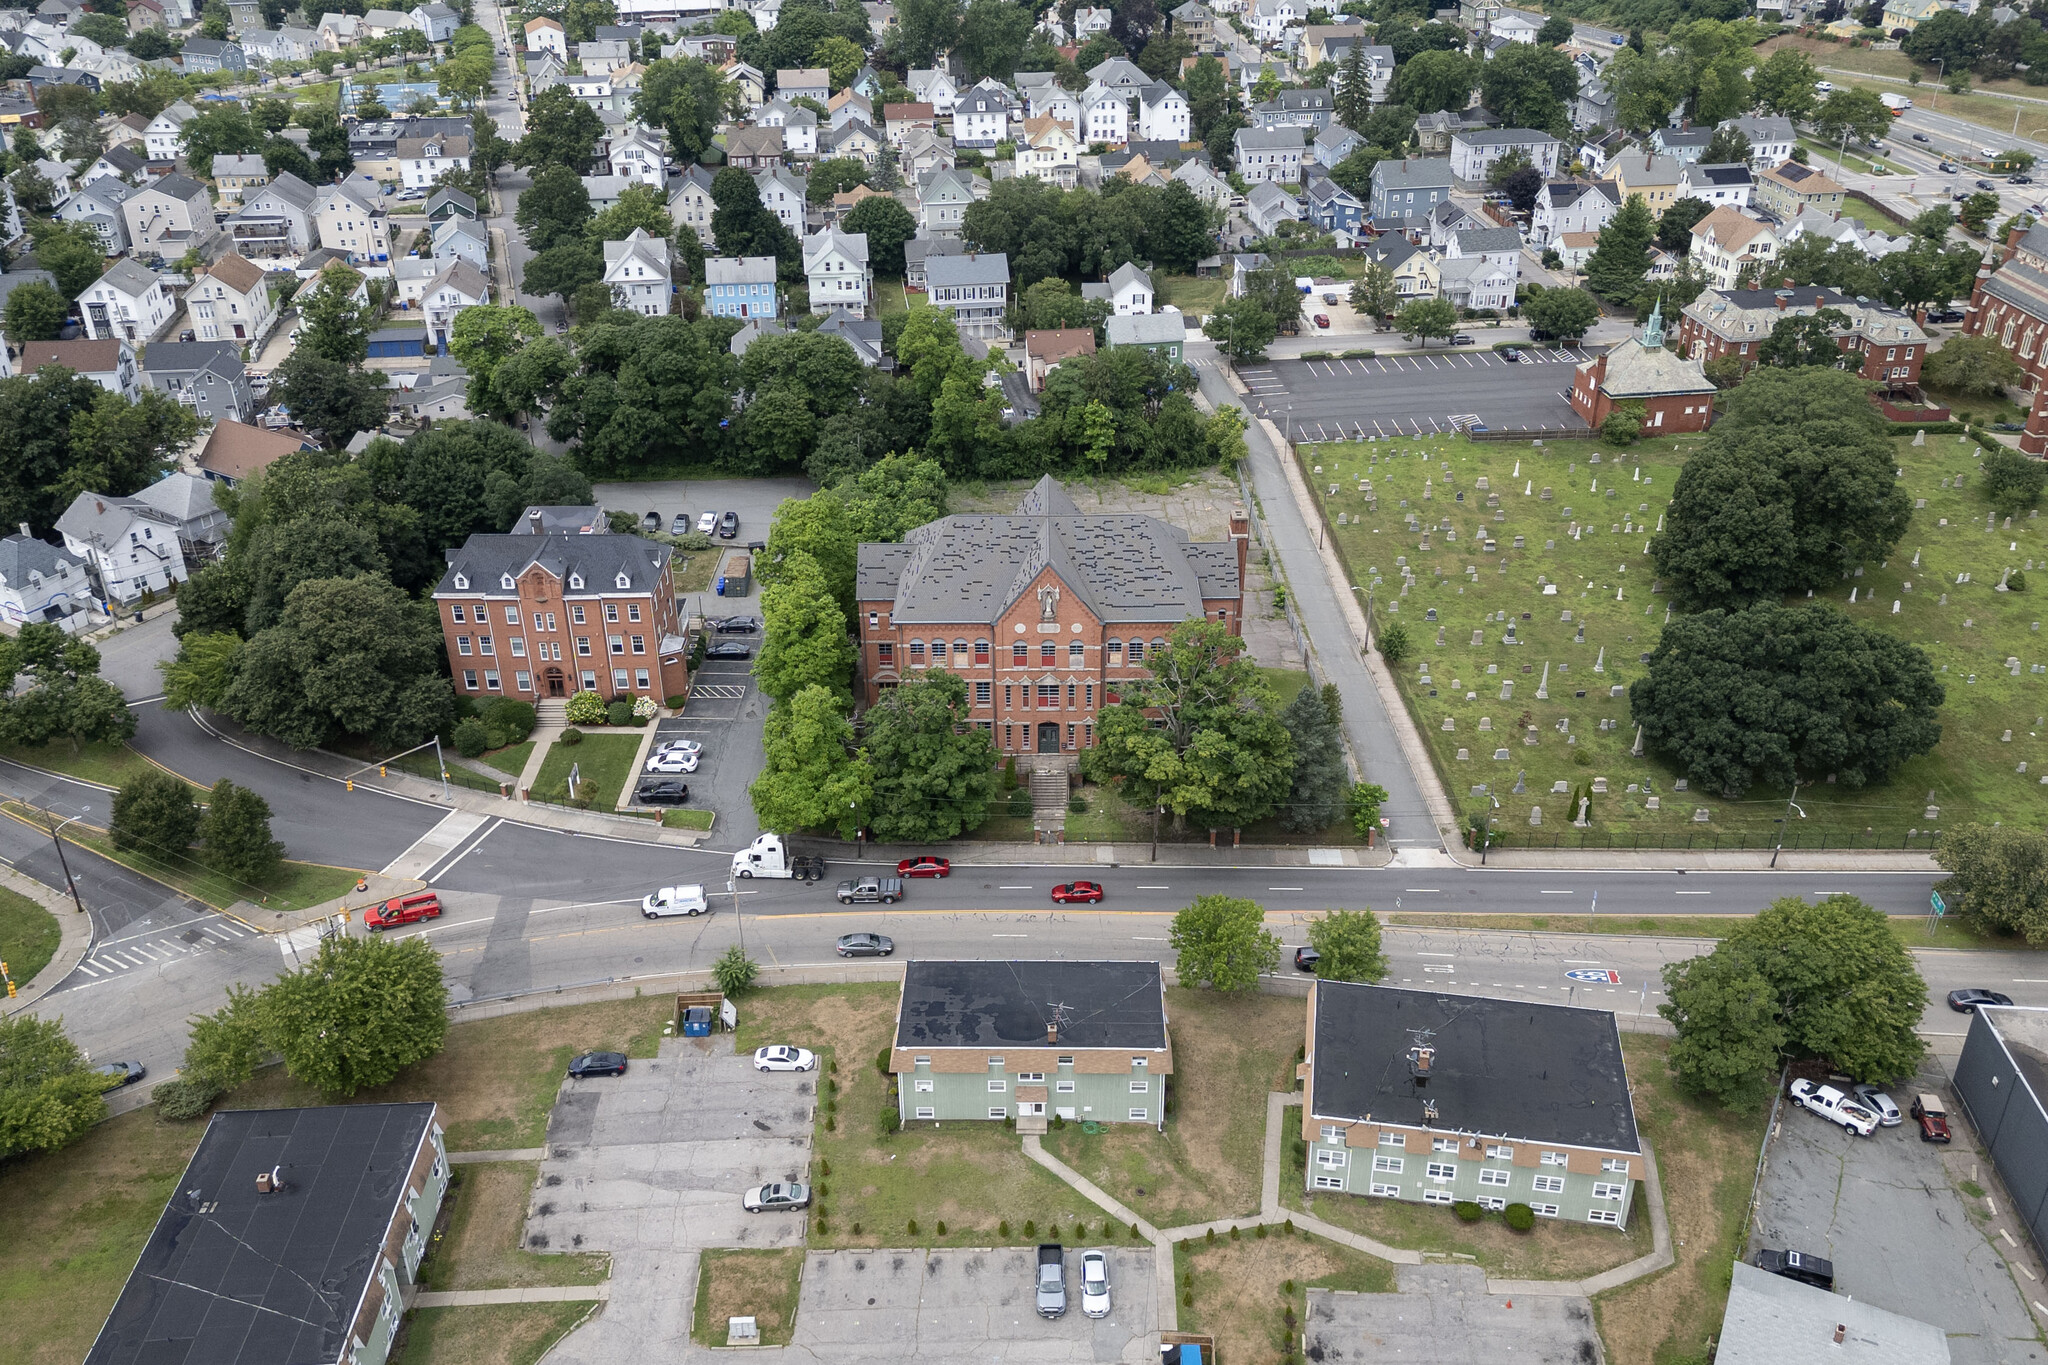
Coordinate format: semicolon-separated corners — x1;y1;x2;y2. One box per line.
1415;952;1455;957
1269;887;1303;891
427;818;503;885
380;809;490;880
1136;885;1170;890
1405;888;1441;893
1674;890;1712;895
1564;959;1604;965
117;951;148;967
992;933;1029;937
1132;936;1170;941
1539;890;1573;894
131;945;163;961
531;897;639;915
75;961;103;976
999;885;1032;890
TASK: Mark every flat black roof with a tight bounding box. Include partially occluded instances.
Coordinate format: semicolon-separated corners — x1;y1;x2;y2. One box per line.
85;1103;437;1365
1311;983;1640;1153
897;960;1167;1050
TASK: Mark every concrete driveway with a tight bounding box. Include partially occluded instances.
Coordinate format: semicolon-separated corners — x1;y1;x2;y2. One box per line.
1751;1082;2038;1365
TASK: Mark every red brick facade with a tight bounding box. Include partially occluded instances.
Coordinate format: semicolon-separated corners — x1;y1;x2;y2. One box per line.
1964;225;2048;453
1675;287;1926;387
1568;349;1716;434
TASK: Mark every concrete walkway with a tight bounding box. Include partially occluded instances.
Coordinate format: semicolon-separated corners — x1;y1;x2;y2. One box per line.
412;1286;608;1307
1022;1083;1677;1326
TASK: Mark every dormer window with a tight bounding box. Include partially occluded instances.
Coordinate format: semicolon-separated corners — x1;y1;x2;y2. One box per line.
500;573;515;590
616;572;631;589
453;572;469;589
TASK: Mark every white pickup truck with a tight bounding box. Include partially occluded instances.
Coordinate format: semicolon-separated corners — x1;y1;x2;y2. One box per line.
1790;1080;1879;1136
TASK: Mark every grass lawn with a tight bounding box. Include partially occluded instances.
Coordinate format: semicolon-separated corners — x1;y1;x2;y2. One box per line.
292;80;341;107
662;808;715;830
690;1247;804;1346
1309;430;2046;845
731;983;1113;1246
421;1162;609;1292
12;805;365;912
1260;666;1312;708
1924;385;2028;427
0;883;61;984
478;740;535;778
0;1108;204;1365
1836;195;1906;234
530;733;642;809
1794;135;1904;177
673;549;719;596
229;995;673;1150
0;739;165;789
1041;987;1303;1229
1173;1228;1394;1364
874;280;909;316
1591;1035;1772;1365
395;1302;593;1365
1159;273;1226;320
1757;35;2048;139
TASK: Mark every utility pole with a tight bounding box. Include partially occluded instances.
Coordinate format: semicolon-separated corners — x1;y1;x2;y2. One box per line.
47;809;87;916
1770;781;1805;868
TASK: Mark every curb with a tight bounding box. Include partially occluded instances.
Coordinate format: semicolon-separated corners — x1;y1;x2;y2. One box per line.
0;862;92;1015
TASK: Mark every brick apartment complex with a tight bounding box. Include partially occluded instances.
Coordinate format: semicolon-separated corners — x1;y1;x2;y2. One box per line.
1965;222;2048;454
433;532;689;702
1678;286;1928;385
854;477;1246;760
1568;303;1717;434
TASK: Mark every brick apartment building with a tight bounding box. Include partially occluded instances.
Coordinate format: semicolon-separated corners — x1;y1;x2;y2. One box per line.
854;477;1247;760
1965;222;2048;454
1677;285;1928;385
433;529;689;702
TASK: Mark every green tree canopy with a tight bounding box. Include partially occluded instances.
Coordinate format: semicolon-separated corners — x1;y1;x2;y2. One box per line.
1631;602;1943;797
1477;42;1577;133
1171;894;1279;991
1921;334;2024;396
1394;296;1458;346
762;489;857;610
1754;307;1851;368
1659;949;1787;1106
750;683;872;838
0;623;135;752
844;194;917;278
111;769;202;861
1649;368;1913;610
1279;683;1348;832
269;353;388;449
862;669;999;841
201;778;284;885
257;935;448;1096
1307;908;1389;983
1584;193;1654;301
1523;286;1600;341
295;264;376;366
515;163;596;252
0;1015;105;1161
755;548;856;706
1937;823;2048;942
3;279;68;344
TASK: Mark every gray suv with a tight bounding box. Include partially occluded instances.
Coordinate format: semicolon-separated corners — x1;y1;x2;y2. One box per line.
835;875;903;905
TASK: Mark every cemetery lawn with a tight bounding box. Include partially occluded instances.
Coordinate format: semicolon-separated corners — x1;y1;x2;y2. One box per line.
1306;431;2045;847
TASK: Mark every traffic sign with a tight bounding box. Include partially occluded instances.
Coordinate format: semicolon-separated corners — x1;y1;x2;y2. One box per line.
1565;968;1622;984
1931;890;1947;917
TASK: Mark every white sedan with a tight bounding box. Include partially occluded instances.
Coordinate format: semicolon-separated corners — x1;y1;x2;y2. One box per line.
654;738;703;757
1080;1250;1111;1318
753;1045;817;1072
696;510;719;535
645;750;699;774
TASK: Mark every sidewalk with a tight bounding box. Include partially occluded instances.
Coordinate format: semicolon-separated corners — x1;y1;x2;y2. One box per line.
0;863;92;1014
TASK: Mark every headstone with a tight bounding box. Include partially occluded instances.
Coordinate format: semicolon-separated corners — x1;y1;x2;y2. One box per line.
1552;780;1570;794
2003;729;2013;742
1574;796;1591;827
1436;627;1447;645
1524;727;1538;745
1645;796;1660;810
1426;607;1438;620
1536;662;1550;699
1610;684;1625;697
1925;805;1940;819
1529;806;1543;826
1442;717;1456;731
1456;748;1469;760
1500;681;1514;700
1631;725;1644;757
1540;487;1553;500
1514;535;1525;549
1494;748;1511;760
1592;777;1609;794
1915;498;1927;509
1472;629;1485;646
1479;716;1493;730
1893;600;1901;613
1693;807;1710;823
1913;429;1925;445
1674;779;1688;792
1512;770;1527;794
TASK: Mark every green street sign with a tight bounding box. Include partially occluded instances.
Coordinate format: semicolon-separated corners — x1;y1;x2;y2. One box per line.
1931;890;1947;917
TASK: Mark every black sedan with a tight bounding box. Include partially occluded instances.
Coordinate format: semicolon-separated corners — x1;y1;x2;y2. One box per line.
836;932;895;957
1948;988;2015;1012
705;641;753;660
94;1060;147;1087
1912;131;1930;142
710;615;761;633
636;779;689;805
1977;179;1998;191
1294;946;1321;973
2014;174;2034;184
568;1051;628;1077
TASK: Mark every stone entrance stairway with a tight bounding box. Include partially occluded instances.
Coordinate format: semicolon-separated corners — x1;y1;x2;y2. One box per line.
1029;764;1069;841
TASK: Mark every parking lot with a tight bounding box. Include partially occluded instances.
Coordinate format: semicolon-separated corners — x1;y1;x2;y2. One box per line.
629;653;764;841
535;1036;814;1365
1303;1265;1600;1365
591;476;816;549
1752;1082;2038;1365
1237;348;1595;442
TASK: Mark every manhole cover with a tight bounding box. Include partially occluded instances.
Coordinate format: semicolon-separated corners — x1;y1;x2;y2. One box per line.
181;929;205;944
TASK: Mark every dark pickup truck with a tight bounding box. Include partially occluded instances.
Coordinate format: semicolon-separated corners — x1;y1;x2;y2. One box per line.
835;875;903;904
1036;1244;1066;1318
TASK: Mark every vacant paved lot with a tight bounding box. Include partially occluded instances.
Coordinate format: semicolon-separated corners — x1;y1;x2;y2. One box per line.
1752;1090;2037;1365
1236;348;1595;442
1303;1264;1601;1365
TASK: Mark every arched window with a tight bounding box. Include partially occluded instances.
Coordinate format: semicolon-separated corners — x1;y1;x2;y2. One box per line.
931;639;947;663
1106;638;1122;663
1040;641;1056;665
909;640;926;662
974;639;990;662
1068;641;1084;664
1127;640;1144;663
954;639;969;661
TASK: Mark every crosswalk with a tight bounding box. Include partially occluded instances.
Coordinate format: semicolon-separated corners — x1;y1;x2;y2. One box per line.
74;914;254;980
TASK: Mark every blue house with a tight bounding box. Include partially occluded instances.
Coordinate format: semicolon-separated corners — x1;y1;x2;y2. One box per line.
1307;176;1364;234
704;255;779;320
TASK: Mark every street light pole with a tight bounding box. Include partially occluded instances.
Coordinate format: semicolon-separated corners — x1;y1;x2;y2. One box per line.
48;810;88;916
1770;781;1806;869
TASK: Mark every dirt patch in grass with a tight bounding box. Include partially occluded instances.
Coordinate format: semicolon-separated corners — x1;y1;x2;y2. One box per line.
731;982;1112;1247
1042;987;1303;1228
395;1301;594;1365
226;995;673;1150
1174;1227;1395;1364
421;1163;609;1292
0;1108;205;1365
691;1247;805;1345
1592;1035;1769;1365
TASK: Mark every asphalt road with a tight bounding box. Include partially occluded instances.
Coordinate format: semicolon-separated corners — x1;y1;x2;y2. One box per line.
1236;349;1596;443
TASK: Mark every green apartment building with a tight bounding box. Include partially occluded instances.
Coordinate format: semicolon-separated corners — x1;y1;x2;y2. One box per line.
1302;982;1643;1228
891;960;1172;1134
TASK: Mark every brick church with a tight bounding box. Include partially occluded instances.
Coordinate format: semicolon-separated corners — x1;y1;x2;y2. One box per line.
854;477;1248;760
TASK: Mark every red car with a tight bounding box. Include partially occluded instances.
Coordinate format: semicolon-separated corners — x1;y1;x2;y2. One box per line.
1051;881;1104;904
365;891;442;930
897;856;952;878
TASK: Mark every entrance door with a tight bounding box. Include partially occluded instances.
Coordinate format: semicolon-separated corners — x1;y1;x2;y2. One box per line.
1038;721;1061;752
544;668;566;697
1018;1101;1046;1117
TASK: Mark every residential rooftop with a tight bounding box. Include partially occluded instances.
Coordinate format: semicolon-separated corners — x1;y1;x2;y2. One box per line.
895;959;1168;1051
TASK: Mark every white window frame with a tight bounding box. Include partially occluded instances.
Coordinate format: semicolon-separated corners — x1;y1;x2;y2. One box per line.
914;1079;934;1092
988;1079;1006;1092
1369;1183;1402;1198
1313;1173;1345;1190
1379;1131;1406;1147
1532;1174;1565;1194
1321;1124;1345;1143
1316;1148;1348;1169
1486;1143;1514;1160
1478;1168;1511;1187
1056;1080;1075;1093
1016;1072;1044;1083
1421;1189;1455;1205
989;1106;1009;1120
1129;1107;1149;1120
1425;1162;1456;1183
915;1106;936;1119
1479;1196;1507;1211
1130;1080;1148;1093
1601;1158;1630;1173
1373;1154;1403;1174
1592;1182;1626;1201
1587;1208;1621;1225
987;1057;1003;1067
1539;1150;1568;1166
914;1056;930;1066
1432;1137;1458;1152
1532;1203;1560;1218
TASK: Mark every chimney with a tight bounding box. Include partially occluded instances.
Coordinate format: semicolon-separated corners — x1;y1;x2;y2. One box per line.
1229;505;1249;584
17;522;28;538
1777;294;1787;310
1046;1021;1058;1044
256;1171;274;1193
527;507;543;534
1833;1324;1846;1345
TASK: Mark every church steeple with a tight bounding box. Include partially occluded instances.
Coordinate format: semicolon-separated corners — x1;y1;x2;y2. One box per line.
1641;296;1664;349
